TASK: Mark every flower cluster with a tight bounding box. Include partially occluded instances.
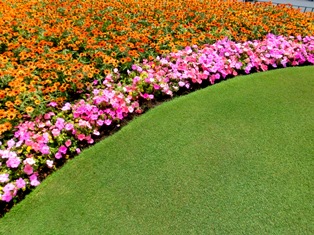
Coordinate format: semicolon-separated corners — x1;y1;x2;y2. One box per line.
0;34;313;208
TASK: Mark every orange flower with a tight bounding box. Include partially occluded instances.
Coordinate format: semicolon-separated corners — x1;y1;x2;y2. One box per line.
25;106;34;113
76;82;84;90
6;110;16;120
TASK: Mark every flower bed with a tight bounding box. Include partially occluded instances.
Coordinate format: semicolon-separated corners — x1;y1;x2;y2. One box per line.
0;0;313;137
0;33;314;214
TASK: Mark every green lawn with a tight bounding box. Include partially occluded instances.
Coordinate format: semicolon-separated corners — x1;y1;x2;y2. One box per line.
0;66;313;234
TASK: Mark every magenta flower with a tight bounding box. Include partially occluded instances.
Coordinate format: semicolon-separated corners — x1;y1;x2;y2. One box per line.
59;145;67;154
55;152;62;159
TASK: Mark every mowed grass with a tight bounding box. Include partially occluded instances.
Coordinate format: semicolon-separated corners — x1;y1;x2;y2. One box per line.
0;66;313;234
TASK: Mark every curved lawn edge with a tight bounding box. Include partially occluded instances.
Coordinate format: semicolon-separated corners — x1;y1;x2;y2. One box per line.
1;66;313;234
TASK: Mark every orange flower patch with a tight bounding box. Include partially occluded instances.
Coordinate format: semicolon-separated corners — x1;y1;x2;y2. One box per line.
0;0;313;137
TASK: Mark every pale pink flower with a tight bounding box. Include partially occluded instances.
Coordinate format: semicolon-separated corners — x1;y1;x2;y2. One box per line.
3;183;15;193
55;118;65;130
96;119;104;126
40;145;50;155
93;130;100;136
46;160;54;168
48;101;57;107
7;139;15;149
65;123;74;131
6;156;21;168
61;102;72;111
0;173;9;183
104;119;112;126
23;157;35;166
16;178;26;189
51;128;60;137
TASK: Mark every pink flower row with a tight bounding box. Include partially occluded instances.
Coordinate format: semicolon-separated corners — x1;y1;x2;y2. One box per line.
0;34;313;204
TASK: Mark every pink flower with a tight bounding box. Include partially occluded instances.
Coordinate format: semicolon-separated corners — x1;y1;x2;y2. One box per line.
178;81;185;87
128;106;134;113
3;183;15;193
90;114;99;120
55;152;62;159
2;183;17;202
51;128;60;137
40;145;50;155
44;112;54;120
77;134;85;141
29;174;40;186
7;139;15;149
65;123;74;131
86;135;94;144
59;145;67;154
153;84;160;90
16;178;26;189
48;101;57;107
1;192;13;202
0;173;9;183
0;150;16;159
76;148;81;154
6;156;21;168
61;102;72;111
23;157;35;165
104;119;112;126
55;118;65;130
65;139;72;147
96;119;104;126
45;120;52;127
24;164;33;175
